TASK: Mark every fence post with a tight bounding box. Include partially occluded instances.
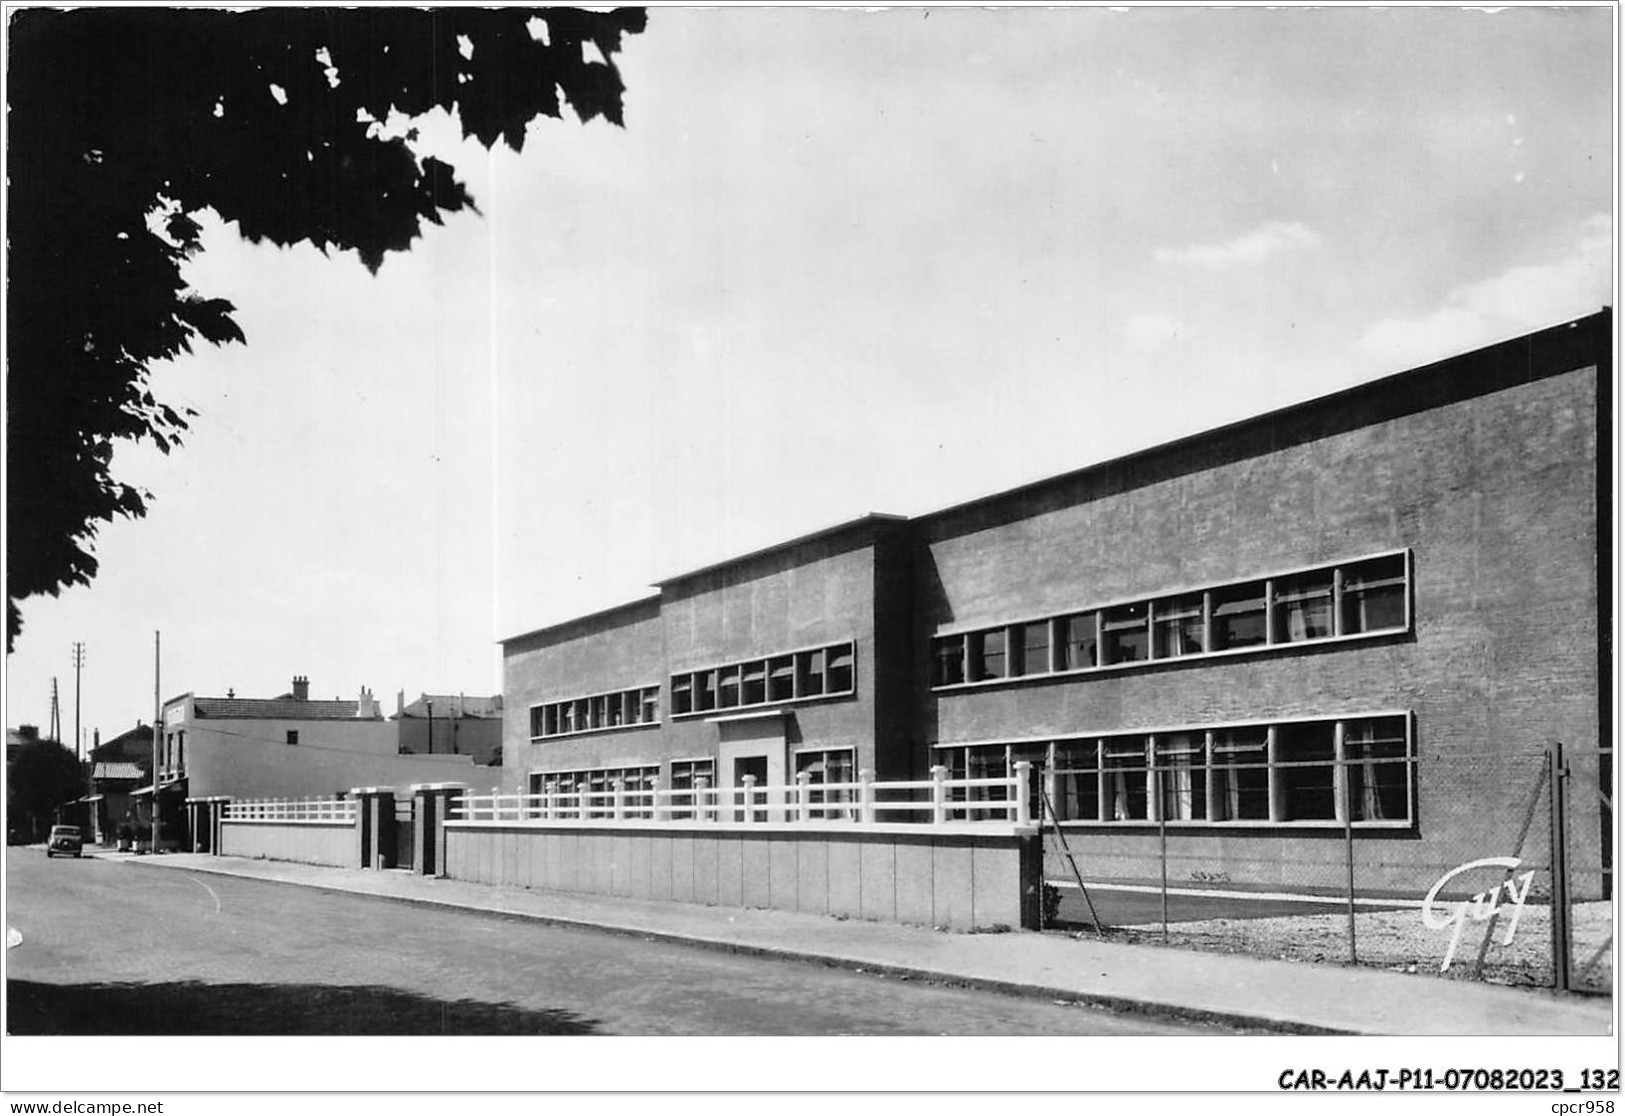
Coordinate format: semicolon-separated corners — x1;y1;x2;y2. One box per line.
211;797;229;855
695;776;711;822
613;778;626;821
741;775;757;823
1341;742;1359;966
859;768;875;824
576;780;588;821
932;765;948;825
1157;767;1169;945
411;785;433;875
796;772;812;822
1013;760;1032;827
1549;740;1573;992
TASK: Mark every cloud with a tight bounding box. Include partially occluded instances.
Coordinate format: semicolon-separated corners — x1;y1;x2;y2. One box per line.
1124;312;1180;354
1154;221;1323;270
1357;215;1611;366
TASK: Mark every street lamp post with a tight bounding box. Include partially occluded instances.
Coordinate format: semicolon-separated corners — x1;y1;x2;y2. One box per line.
426;700;434;755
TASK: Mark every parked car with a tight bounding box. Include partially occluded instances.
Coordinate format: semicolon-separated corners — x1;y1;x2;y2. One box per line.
46;824;83;858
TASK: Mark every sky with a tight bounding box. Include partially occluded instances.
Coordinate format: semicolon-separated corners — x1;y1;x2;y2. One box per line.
4;4;1615;753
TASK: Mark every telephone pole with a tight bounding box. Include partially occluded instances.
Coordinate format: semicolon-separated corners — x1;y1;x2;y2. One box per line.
48;677;61;742
72;642;85;763
152;632;161;854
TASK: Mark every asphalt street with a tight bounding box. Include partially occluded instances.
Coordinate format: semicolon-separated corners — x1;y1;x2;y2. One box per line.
6;849;1241;1036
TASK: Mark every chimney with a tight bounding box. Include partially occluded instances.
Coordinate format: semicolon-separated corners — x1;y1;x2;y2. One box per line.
292;675;309;701
397;689;405;717
357;686;378;719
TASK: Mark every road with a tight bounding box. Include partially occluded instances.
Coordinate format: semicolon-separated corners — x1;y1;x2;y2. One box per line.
6;850;1238;1036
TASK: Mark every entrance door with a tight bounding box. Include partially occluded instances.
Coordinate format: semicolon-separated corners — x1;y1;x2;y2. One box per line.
734;755;769;822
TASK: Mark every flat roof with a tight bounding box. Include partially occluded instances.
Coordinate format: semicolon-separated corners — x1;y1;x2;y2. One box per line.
499;309;1609;644
651;513;908;588
915;308;1610;528
500;590;662;646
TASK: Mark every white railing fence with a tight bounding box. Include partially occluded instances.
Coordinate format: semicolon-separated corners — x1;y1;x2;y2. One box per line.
456;762;1034;827
224;796;358;824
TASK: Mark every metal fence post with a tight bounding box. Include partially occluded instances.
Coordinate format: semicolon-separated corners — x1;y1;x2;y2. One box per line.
1340;730;1358;966
1549;740;1573;992
1013;761;1032;826
741;775;756;823
931;765;948;825
1157;766;1169;945
859;768;875;824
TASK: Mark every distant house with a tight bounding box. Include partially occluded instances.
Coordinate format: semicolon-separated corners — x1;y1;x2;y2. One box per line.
83;722;154;845
91;722;153;768
394;692;503;766
155;675;496;844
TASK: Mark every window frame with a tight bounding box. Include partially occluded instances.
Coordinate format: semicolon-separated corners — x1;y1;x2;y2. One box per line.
670;639;859;720
528;683;664;741
930;549;1412;692
932;709;1414;829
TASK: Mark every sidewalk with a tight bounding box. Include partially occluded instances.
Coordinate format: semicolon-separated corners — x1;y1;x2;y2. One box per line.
103;849;1613;1036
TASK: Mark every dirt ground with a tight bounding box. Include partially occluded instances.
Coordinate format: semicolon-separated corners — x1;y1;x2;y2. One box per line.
1100;901;1613;990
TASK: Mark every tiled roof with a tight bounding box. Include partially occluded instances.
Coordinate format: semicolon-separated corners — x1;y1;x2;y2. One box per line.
192;698;372;721
93;762;145;781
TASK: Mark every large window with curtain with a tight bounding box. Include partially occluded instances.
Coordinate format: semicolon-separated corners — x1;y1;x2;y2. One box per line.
936;712;1412;828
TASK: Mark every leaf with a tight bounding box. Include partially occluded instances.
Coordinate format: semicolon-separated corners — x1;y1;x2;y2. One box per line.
5;7;646;650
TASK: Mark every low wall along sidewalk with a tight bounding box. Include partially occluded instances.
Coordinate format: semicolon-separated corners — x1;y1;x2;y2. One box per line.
206;780;1044;931
442;820;1038;931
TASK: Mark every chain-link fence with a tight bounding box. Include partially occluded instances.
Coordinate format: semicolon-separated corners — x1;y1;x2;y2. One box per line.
1035;741;1612;993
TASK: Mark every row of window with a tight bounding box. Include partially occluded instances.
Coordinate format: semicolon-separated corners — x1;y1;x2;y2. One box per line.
932;552;1409;688
527;750;860;821
530;765;662;818
529;686;662;739
937;714;1411;826
670;642;855;716
523;554;1405;737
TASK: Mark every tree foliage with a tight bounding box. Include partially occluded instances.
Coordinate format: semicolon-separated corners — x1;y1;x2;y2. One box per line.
6;737;86;842
6;7;646;649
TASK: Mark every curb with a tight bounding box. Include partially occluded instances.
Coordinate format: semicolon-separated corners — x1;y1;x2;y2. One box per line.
115;855;1347;1035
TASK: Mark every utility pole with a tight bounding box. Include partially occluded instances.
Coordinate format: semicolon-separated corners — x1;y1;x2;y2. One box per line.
151;632;161;855
90;727;101;844
48;677;61;743
72;642;85;763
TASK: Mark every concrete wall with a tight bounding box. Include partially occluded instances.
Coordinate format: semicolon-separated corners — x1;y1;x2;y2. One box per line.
505;597;669;787
220;820;355;867
917;325;1604;895
660;530;885;773
185;723;493;800
443;820;1039;931
503;522;913;794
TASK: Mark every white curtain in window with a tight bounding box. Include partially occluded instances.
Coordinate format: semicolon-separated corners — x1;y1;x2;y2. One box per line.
1357;747;1386;820
1111;769;1132;820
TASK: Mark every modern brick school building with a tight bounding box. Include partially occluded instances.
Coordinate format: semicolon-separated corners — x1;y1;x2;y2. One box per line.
501;310;1610;898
